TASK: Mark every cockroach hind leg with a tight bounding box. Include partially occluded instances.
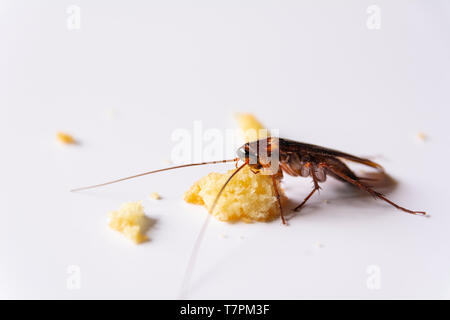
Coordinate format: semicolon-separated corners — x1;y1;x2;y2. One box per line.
374;191;427;216
326;164;427;217
357;177;378;182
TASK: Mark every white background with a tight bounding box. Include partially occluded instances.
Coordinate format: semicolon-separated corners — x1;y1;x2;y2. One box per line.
1;0;449;299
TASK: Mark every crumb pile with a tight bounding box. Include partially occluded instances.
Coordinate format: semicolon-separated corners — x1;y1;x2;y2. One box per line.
184;165;285;222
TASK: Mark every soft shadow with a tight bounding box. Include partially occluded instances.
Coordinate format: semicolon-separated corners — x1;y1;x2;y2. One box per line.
140;215;157;241
284;171;399;221
331;170;398;199
284;197;323;221
357;170;398;193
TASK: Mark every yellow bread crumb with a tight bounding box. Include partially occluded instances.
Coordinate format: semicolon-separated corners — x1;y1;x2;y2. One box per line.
108;201;149;244
235;113;269;142
416;132;427;142
184;165;285;222
149;192;161;200
56;132;76;144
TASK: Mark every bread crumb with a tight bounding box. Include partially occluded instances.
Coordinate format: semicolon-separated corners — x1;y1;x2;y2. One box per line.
235;113;269;142
314;242;324;249
416;132;427;142
108;201;149;244
149;192;161;200
219;233;228;239
184;165;286;222
56;132;76;144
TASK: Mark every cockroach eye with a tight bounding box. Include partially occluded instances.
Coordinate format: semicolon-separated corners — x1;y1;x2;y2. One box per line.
237;147;247;160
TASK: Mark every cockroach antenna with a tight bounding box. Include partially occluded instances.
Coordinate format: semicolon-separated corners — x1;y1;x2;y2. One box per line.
70;158;240;192
178;161;247;299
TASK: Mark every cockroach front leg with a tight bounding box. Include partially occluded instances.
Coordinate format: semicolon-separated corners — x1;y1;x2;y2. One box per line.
271;175;286;225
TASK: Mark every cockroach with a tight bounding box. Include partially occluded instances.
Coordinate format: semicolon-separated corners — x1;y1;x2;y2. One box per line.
72;137;426;296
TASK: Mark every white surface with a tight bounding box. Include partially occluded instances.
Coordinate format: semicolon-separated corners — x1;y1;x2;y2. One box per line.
1;0;450;299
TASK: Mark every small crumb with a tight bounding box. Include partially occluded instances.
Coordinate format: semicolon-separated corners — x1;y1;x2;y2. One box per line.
314;242;324;249
149;192;161;200
108;201;149;244
56;132;76;145
163;159;173;165
219;233;228;239
416;132;427;143
323;200;329;204
104;108;118;119
240;235;245;240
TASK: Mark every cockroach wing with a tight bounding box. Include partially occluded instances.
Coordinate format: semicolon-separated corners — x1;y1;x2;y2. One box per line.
278;138;384;171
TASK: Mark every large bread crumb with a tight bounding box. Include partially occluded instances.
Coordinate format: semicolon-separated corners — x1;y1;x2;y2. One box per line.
108;201;149;244
184;164;285;223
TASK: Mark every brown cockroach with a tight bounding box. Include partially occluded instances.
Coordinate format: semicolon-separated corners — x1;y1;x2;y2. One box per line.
72;136;426;296
237;137;427;222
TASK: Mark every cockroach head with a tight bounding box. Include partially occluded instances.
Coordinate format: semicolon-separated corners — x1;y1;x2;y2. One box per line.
237;137;277;169
237;143;257;165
